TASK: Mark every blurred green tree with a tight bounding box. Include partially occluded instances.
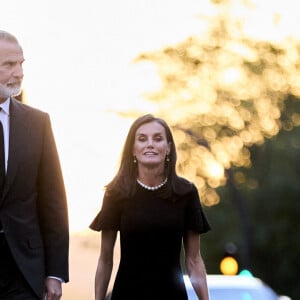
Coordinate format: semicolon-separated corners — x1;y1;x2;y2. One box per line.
129;0;300;298
135;17;300;205
203;97;300;299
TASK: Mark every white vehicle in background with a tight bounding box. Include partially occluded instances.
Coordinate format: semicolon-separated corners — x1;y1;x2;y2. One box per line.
104;273;291;300
184;274;291;300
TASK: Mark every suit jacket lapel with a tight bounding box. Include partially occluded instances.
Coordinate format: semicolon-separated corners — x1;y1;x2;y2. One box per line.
2;98;29;199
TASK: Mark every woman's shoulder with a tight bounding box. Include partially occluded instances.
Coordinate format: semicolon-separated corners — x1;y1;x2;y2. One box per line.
104;186;130;204
173;176;197;196
104;188;121;202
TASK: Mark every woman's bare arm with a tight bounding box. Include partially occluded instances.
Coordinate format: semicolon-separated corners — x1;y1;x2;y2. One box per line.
183;230;210;300
95;230;117;300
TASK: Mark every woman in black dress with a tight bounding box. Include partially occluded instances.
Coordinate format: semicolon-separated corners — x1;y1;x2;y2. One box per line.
90;114;211;300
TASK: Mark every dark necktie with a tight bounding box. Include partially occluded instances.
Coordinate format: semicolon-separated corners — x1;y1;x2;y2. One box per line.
0;119;5;193
0;112;4;231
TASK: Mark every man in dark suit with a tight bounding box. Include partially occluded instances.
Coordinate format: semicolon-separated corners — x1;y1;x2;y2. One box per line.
0;30;69;299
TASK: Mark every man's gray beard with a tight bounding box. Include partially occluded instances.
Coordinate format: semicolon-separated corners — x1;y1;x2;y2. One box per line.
0;84;21;99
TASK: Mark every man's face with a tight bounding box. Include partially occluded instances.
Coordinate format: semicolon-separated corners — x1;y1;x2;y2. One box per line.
0;39;24;103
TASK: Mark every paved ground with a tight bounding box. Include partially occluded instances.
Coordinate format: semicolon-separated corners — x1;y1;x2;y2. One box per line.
63;231;120;300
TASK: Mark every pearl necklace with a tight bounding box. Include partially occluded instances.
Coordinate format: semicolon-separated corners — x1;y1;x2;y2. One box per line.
137;177;168;191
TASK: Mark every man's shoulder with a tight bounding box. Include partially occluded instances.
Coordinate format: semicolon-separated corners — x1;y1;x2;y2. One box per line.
10;98;48;117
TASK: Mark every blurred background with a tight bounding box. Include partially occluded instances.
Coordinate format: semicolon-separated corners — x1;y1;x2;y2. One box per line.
1;0;299;299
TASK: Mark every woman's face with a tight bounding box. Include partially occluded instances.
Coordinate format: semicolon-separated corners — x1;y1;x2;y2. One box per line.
132;121;170;168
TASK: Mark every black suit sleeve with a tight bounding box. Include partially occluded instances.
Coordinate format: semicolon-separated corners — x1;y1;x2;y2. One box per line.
36;113;69;282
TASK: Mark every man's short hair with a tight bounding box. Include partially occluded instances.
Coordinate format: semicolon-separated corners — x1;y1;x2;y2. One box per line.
0;30;19;44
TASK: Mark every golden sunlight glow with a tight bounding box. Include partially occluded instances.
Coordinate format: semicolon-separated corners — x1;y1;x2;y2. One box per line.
218;67;242;86
203;188;220;206
2;2;299;299
1;0;299;232
205;161;224;181
1;0;203;232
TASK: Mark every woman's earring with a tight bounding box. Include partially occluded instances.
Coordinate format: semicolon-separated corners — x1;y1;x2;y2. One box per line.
166;155;170;162
133;156;137;163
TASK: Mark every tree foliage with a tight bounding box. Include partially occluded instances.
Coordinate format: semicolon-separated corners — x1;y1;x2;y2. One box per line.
136;6;300;207
132;0;300;298
203;98;300;298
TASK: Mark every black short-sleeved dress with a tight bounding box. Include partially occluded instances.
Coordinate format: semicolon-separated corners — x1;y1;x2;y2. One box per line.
90;178;210;300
